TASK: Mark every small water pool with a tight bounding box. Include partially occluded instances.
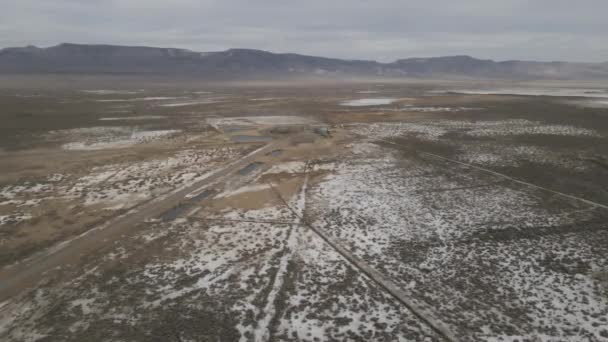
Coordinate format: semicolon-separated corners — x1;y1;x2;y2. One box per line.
268;149;283;157
238;162;265;175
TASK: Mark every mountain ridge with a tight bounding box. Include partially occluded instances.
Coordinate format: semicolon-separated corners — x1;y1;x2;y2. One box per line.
1;43;607;80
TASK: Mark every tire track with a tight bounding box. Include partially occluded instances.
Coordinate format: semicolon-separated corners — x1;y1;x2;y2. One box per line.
267;163;458;342
0;142;277;302
379;139;608;211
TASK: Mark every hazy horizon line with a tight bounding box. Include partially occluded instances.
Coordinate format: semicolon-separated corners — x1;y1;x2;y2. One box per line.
2;42;606;65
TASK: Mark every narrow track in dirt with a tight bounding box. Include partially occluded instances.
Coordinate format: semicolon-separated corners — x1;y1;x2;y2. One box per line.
268;163;459;342
379;139;608;211
0;142;278;302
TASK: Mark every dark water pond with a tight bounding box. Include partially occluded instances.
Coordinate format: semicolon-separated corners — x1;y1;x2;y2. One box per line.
238;162;264;175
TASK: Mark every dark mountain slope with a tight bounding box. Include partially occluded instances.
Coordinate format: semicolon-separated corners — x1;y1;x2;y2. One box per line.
1;43;607;79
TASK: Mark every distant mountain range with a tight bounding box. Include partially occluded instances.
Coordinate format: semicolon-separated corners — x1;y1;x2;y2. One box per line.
1;43;608;80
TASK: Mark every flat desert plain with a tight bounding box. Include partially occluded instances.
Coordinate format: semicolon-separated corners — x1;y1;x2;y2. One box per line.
0;78;607;341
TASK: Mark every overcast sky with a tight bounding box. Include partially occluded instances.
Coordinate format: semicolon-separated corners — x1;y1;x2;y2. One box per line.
1;0;607;62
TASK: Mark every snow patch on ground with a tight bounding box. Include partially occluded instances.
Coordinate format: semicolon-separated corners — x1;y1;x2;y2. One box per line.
443;88;608;98
351;122;447;141
350;119;601;142
59;129;180;150
572;99;608;108
95;97;183;102
63;147;241;209
81;90;140;95
349;142;386;155
459;144;588;169
159;100;217;107
306;141;607;340
0;213;32;226
216;184;272;198
402;105;481;112
99;116;166;121
340;98;398;106
0;146;245;215
250;98;281;101
208;116;315;130
264;161;307;175
464;119;599;137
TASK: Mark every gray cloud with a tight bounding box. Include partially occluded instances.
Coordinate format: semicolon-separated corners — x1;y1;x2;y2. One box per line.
1;0;607;62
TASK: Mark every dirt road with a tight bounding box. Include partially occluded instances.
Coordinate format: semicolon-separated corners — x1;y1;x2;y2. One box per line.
0;142;277;302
